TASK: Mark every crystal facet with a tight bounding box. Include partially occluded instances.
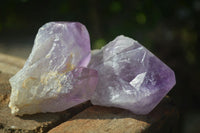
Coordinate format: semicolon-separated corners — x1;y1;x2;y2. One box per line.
89;35;176;114
9;22;98;116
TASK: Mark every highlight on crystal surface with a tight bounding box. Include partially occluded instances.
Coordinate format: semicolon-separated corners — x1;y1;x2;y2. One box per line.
89;35;176;115
9;22;98;116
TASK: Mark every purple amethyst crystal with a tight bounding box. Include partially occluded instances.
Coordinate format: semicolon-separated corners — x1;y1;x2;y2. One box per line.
9;22;98;116
89;35;176;114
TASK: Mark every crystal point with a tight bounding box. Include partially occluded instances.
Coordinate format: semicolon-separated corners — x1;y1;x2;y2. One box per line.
89;35;176;114
9;22;98;116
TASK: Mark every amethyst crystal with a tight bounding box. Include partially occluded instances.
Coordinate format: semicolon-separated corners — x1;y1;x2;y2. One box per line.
9;22;98;116
89;35;176;114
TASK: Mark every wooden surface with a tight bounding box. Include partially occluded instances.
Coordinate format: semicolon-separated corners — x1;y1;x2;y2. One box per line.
48;97;178;133
0;53;179;133
0;53;25;75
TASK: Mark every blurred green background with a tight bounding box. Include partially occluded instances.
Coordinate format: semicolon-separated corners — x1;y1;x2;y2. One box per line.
0;0;200;132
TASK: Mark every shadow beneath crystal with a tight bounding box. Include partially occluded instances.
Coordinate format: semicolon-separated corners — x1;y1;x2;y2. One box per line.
64;97;179;133
19;101;92;122
3;101;92;132
19;104;85;121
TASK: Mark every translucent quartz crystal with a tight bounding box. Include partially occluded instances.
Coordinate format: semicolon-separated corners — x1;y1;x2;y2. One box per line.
9;22;98;116
89;35;176;114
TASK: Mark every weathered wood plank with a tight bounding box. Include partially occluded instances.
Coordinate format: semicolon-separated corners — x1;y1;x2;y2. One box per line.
0;53;25;75
49;97;179;133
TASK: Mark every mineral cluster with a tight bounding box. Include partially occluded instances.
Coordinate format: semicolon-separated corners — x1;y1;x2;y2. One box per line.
9;22;175;116
89;35;176;114
9;22;98;116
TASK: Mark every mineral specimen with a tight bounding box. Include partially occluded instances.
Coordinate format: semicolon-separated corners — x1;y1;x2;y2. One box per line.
9;22;98;116
89;35;176;114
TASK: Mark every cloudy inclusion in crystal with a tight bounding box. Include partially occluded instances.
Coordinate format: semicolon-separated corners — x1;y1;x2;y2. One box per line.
89;35;176;114
9;22;98;116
